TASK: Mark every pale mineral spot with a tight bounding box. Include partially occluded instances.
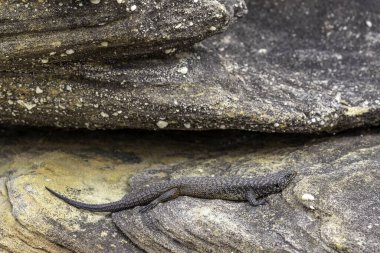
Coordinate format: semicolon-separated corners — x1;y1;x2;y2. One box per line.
51;41;62;47
65;49;75;55
302;193;315;201
17;100;36;110
344;107;370;117
90;0;101;4
65;85;72;92
100;41;109;47
112;111;122;116
258;48;268;54
101;112;109;118
36;87;43;94
177;66;188;74
156;120;169;128
165;48;177;54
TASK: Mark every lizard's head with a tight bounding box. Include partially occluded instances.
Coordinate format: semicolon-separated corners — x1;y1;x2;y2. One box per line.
259;170;297;195
273;170;297;191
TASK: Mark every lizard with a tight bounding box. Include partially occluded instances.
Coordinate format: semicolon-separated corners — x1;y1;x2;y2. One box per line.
46;170;296;213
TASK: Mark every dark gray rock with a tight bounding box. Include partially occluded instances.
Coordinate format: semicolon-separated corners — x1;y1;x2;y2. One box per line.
0;0;246;69
0;0;379;132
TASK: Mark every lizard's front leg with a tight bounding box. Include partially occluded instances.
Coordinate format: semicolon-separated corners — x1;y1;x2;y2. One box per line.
245;190;268;206
139;188;179;213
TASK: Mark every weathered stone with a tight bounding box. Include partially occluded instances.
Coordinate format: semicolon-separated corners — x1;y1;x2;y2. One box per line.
0;178;69;253
1;0;379;133
0;127;379;252
0;0;246;69
0;129;147;253
114;129;380;252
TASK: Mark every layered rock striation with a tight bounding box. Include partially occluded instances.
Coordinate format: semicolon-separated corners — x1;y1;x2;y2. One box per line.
0;0;379;133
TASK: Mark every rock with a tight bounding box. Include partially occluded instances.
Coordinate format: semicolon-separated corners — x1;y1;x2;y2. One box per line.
0;0;246;69
1;0;379;132
0;178;70;253
113;128;380;252
0;127;379;252
0;129;146;253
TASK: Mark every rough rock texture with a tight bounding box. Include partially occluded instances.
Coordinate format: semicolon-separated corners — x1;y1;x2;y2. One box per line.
113;129;380;253
0;177;70;253
0;127;379;252
1;0;379;133
0;0;246;69
0;131;143;253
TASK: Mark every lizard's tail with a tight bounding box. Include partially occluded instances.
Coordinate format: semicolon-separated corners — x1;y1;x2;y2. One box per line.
45;187;128;212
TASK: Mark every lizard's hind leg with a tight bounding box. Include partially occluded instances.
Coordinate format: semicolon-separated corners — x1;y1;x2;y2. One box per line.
139;188;179;213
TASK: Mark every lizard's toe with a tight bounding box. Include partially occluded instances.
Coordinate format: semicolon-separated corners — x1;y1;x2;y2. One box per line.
139;206;150;213
257;199;269;206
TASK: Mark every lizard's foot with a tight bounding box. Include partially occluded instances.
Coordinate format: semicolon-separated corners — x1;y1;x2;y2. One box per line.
139;205;152;213
253;199;269;206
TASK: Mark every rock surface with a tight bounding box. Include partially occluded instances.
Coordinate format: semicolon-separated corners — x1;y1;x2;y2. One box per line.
0;127;379;252
1;0;379;132
0;0;246;69
113;129;380;253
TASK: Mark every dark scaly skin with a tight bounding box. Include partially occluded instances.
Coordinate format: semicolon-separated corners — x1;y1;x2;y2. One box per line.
46;170;297;213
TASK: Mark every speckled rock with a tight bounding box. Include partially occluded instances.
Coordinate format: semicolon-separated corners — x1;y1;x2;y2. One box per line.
0;131;143;253
0;177;69;253
114;129;380;252
0;128;240;252
1;0;379;132
0;0;246;69
0;127;379;252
